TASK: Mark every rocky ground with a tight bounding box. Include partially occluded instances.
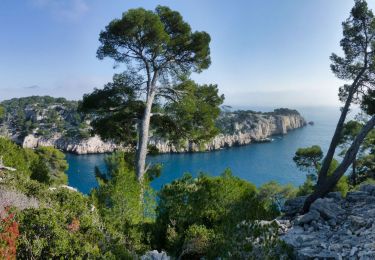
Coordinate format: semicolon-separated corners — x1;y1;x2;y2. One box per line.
280;184;375;259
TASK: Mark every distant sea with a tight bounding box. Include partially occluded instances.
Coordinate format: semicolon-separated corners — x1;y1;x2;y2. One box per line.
66;106;350;194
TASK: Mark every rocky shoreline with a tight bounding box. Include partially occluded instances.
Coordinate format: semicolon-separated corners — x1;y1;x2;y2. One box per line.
21;112;306;154
279;185;375;259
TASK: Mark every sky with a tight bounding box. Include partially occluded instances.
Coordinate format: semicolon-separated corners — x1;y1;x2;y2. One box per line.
1;0;374;107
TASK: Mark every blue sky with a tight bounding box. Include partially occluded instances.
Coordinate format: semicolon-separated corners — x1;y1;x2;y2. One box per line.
1;0;373;107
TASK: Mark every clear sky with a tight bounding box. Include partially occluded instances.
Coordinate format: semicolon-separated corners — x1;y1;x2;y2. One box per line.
1;0;374;107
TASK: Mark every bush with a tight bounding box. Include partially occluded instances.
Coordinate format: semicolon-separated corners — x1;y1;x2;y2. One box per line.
153;169;276;258
91;152;155;256
0;207;19;260
17;189;105;259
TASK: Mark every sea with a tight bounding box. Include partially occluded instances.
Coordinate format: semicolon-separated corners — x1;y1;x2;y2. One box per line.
66;106;349;195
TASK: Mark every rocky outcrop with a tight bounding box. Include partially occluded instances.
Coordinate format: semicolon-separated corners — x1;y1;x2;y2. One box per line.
0;187;39;213
22;134;118;154
280;185;375;259
150;113;306;153
141;250;170;260
8;104;306;154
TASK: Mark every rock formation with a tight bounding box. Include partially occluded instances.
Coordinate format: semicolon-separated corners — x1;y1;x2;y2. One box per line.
0;96;306;154
22;134;118;154
150;112;306;153
280;184;375;259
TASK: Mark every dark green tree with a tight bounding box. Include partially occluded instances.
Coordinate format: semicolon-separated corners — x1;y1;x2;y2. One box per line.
0;106;5;122
153;170;275;258
28;147;68;185
81;6;223;182
304;0;375;212
293;146;349;196
339;120;375;184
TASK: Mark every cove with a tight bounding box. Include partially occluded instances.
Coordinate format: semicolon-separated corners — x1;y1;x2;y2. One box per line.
66;107;340;194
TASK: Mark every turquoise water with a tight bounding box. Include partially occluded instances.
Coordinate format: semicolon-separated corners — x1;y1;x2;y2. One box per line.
66;107;342;194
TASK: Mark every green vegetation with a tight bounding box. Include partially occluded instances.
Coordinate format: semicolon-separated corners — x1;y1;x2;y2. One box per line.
80;5;223;182
152;169;289;258
304;0;375;211
0;137;295;258
339;120;375;185
293;145;349;196
1;1;374;258
31;147;69;185
0;96;90;139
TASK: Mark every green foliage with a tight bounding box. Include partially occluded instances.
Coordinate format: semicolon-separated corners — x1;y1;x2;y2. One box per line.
153;80;224;145
0;96;89;139
33;147;68;185
339;120;375;185
296;175;315;196
258;181;297;211
81;5;221;180
97;6;211;75
330;0;375;114
0;137;36;176
17;189;106;259
293;145;323;176
153;170;276;258
79;73;144;144
91;152;156;255
230;221;294;259
294;146;349;196
0;106;4;122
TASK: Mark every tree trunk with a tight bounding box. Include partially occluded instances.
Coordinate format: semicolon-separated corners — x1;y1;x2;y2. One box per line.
136;91;155;182
303;115;375;213
316;67;366;186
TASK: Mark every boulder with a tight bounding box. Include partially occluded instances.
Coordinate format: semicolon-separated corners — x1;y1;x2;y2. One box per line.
280;185;375;259
310;198;344;220
360;184;375;196
282;196;308;216
141;250;170;260
297;210;320;225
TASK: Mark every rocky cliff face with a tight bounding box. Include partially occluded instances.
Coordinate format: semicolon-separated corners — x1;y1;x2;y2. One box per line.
0;96;306;154
150;113;306;153
280;185;375;259
22;134;118;154
20;111;305;154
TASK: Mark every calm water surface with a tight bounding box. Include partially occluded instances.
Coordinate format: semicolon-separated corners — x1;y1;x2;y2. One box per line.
66;107;343;194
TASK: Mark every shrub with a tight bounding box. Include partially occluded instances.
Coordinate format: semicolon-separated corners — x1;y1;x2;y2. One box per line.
153;169;276;258
0;207;19;260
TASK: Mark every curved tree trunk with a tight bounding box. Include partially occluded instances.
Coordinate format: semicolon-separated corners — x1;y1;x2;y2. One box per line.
316;72;365;187
136;91;155;182
303;115;375;213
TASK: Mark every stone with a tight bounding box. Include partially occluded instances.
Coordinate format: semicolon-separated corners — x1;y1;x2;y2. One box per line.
360;184;375;196
141;250;170;260
326;191;343;201
18;112;306;154
0;187;39;213
350;247;358;257
310;198;344;220
282;196;308;216
280;186;375;259
348;216;367;230
346;191;371;203
298;210;321;225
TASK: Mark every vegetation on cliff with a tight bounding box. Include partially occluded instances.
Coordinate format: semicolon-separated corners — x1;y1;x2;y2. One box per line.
0;96;90;139
303;0;375;211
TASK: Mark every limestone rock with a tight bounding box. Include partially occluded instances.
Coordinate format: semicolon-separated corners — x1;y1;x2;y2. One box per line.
141;250;170;260
310;198;344;220
282;196;307;216
280;185;375;259
298;210;320;225
0;187;39;213
19;111;306;154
